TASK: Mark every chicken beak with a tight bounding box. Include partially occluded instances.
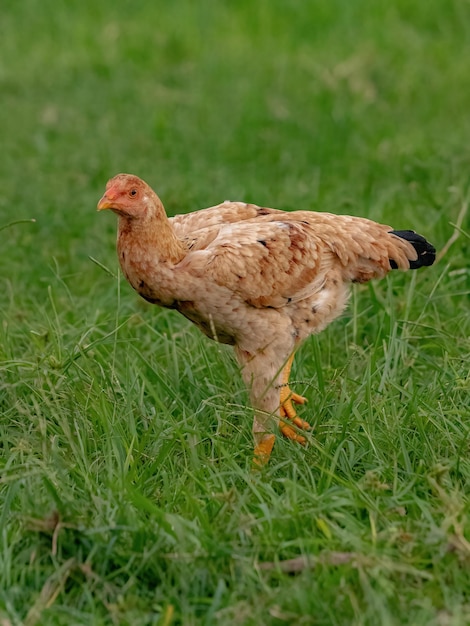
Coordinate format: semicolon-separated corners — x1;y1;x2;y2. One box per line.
97;194;114;211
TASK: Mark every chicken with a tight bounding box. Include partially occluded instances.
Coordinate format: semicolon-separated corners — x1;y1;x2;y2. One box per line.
97;173;436;464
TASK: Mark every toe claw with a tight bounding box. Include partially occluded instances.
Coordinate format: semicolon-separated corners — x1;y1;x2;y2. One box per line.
291;392;307;405
280;421;307;445
292;415;311;431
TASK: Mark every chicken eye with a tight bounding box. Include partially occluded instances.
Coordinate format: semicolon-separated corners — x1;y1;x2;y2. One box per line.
129;189;138;197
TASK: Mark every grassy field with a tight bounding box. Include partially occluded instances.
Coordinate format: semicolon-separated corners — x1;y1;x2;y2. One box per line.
1;0;469;624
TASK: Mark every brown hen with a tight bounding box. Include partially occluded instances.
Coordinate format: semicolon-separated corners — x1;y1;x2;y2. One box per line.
98;173;435;464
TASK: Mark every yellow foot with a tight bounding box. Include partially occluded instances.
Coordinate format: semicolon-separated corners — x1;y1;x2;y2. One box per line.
279;387;311;436
253;434;276;467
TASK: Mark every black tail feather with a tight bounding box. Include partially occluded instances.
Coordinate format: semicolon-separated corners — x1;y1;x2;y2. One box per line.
389;230;436;270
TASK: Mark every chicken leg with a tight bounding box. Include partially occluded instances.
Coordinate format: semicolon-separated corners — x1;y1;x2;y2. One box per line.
252;351;311;465
278;352;311;444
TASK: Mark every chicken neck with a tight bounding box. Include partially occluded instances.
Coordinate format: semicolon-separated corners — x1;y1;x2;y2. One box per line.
117;209;186;266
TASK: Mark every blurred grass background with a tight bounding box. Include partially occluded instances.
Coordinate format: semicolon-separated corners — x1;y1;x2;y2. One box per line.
1;0;469;624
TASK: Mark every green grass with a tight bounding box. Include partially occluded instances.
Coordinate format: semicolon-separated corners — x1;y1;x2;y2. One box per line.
1;0;469;624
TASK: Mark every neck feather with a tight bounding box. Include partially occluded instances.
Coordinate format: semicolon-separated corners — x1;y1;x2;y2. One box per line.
117;197;186;264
